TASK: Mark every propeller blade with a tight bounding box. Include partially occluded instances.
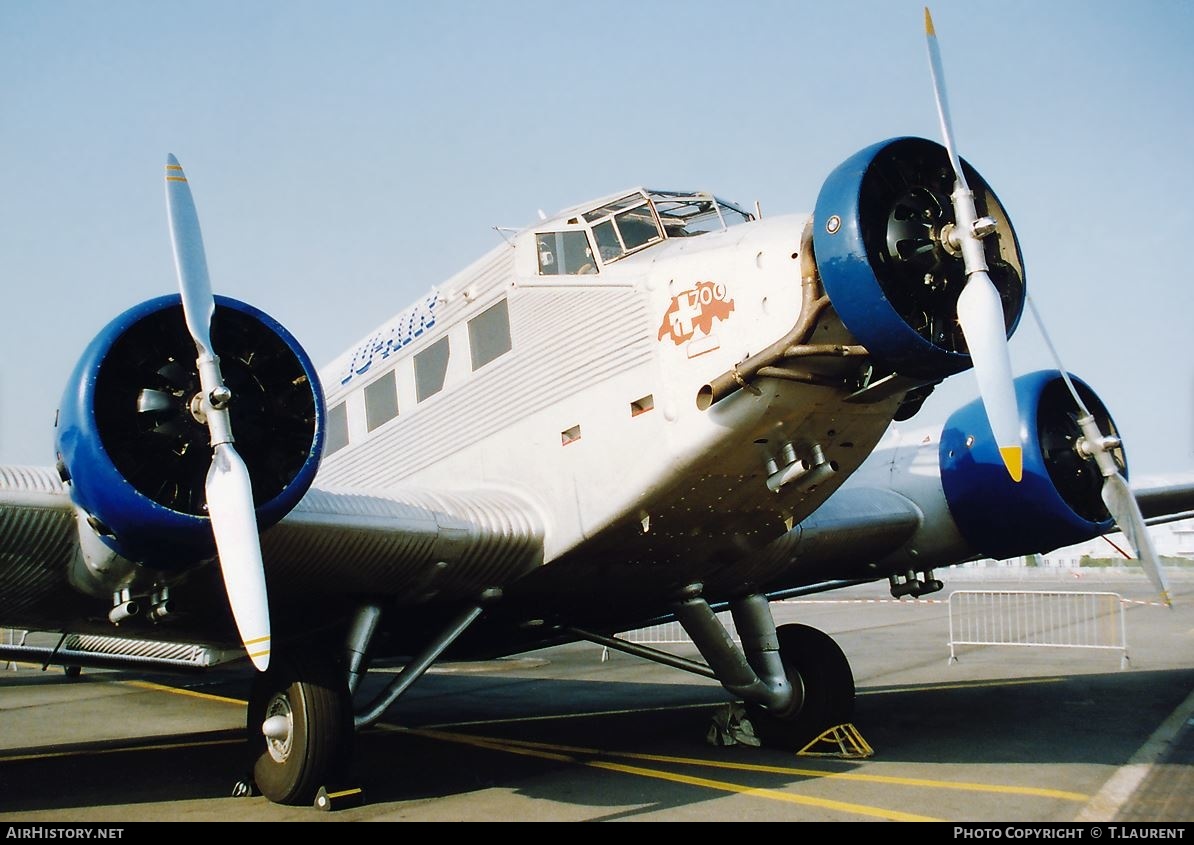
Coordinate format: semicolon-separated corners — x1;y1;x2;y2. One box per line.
957;271;1023;481
165;155;215;357
924;8;1022;480
207;443;271;669
1024;297;1170;605
924;7;968;192
1102;473;1170;607
1022;297;1170;606
1072;411;1172;608
164;155;273;668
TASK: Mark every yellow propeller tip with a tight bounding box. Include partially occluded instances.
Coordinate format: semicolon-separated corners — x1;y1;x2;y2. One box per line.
1000;446;1023;483
924;7;936;36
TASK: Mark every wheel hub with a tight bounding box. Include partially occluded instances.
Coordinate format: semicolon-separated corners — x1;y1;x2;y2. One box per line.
262;692;294;763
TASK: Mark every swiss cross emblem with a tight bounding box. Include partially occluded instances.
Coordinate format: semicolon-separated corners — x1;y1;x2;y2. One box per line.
658;281;734;356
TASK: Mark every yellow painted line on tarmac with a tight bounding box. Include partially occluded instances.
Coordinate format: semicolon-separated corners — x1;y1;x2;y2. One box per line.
424;699;726;729
397;725;1087;803
123;679;246;705
0;669;248;706
0;736;241;763
0;679;245;763
384;725;939;822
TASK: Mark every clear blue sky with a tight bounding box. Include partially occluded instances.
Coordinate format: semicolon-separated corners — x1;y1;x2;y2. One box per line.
2;0;1191;481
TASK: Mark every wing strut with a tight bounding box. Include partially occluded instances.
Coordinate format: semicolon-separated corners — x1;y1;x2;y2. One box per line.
353;590;501;729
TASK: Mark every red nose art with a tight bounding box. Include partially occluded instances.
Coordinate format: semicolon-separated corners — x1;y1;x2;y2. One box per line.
658;281;735;345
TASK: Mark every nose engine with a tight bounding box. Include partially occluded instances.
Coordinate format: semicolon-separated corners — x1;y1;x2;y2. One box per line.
813;136;1025;382
698;136;1026;418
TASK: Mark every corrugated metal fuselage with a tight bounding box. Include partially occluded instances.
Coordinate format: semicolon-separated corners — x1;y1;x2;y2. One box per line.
315;210;904;637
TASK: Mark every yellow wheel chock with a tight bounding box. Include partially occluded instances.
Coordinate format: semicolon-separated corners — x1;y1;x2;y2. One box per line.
797;723;873;758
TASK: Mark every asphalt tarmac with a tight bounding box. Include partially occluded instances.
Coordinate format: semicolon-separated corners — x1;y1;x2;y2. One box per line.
1;568;1192;825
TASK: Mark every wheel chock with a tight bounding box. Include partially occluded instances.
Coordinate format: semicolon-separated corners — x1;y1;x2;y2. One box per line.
231;777;260;798
796;723;874;758
314;785;366;811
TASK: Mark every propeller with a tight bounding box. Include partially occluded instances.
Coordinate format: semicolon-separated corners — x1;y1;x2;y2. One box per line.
925;10;1164;603
164;154;273;669
924;7;1023;482
1026;296;1172;607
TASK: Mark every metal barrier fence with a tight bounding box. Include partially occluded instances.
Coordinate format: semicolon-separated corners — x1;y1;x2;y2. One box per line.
947;590;1128;668
4;628;27;671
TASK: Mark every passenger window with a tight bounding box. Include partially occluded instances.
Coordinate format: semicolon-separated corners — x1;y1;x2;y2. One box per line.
326;401;349;454
468;298;512;371
536;231;597;275
414;337;450;402
364;370;399;431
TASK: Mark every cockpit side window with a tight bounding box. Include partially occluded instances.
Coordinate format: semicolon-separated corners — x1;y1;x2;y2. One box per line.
536;231;597;275
592;219;621;262
616;205;661;251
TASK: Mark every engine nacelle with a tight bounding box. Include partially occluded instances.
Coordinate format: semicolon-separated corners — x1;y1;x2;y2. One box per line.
56;294;324;569
813;137;1025;381
940;370;1119;559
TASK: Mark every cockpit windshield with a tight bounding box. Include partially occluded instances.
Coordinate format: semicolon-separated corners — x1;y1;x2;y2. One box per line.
583;195;663;264
584;190;754;264
533;189;754;276
651;191;753;237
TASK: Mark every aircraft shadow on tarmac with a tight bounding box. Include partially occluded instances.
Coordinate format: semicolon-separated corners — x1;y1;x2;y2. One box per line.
2;666;1191;815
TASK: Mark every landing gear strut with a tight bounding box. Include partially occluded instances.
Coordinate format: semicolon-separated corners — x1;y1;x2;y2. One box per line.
744;623;854;747
672;588;855;749
243;596;496;805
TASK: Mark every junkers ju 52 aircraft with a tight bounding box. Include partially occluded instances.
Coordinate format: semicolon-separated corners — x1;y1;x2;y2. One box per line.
2;10;1191;806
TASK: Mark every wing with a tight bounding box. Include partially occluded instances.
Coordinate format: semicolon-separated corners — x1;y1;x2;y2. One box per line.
0;466;80;618
1135;479;1194;526
262;485;543;600
0;465;544;667
750;382;1194;603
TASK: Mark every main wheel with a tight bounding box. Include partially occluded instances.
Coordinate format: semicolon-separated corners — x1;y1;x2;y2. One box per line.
246;652;354;805
746;623;855;749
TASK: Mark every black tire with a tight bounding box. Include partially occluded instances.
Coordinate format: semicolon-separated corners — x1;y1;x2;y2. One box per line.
246;652;354;805
746;623;855;749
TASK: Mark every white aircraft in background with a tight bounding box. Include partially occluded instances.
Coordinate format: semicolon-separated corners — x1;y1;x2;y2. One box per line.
2;9;1191;807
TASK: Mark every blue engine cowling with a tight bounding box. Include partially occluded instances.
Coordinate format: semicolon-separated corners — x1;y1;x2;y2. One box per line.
940;370;1120;559
56;294;325;569
813;137;1026;381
